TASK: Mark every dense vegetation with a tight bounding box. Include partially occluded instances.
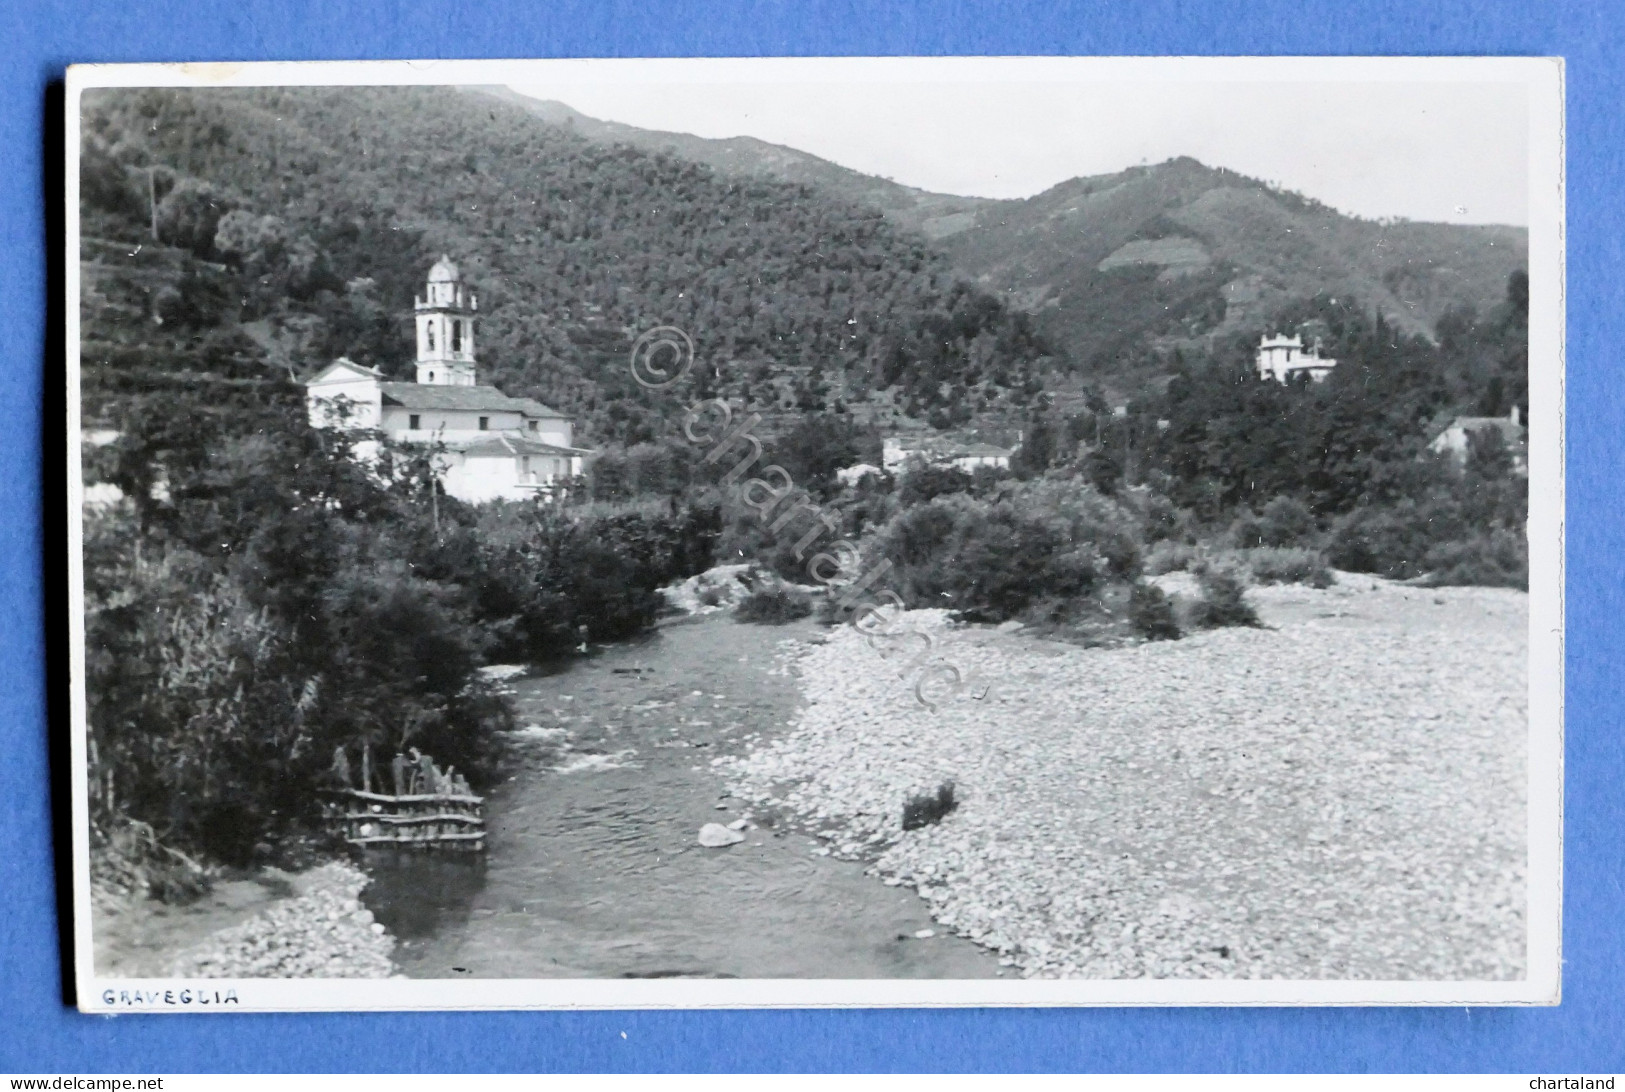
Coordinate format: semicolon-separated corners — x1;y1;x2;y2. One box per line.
84;385;720;870
81;85;1061;443
1001;274;1530;587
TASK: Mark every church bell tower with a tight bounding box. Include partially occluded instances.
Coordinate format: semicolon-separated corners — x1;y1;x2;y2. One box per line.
415;255;478;386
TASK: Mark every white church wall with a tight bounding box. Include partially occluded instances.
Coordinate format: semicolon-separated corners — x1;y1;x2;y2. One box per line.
442;454;531;504
307;374;381;430
531;419;572;447
381;406;526;441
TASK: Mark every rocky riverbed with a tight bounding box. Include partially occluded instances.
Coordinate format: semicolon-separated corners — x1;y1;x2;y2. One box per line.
720;577;1528;980
96;860;397;979
165;861;396;978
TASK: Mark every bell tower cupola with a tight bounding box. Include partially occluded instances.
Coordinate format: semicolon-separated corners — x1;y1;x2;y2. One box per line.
414;256;478;386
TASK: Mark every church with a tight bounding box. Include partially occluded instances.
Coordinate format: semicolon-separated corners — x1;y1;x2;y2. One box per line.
303;257;590;503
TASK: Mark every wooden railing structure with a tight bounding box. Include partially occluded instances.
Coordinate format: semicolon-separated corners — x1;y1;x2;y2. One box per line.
319;747;485;852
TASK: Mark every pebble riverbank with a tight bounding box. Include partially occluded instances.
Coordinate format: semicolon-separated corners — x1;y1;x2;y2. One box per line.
166;861;397;978
720;577;1527;980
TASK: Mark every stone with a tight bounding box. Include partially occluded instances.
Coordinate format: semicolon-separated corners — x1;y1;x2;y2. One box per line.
697;823;745;848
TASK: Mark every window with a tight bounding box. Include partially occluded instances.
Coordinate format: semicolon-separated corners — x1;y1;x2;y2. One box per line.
425;324;435;351
521;456;532;479
479;416;489;431
409;414;421;430
528;420;538;432
451;321;462;352
428;371;435;382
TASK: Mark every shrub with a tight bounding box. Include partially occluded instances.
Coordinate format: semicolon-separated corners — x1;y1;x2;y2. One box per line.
1129;582;1182;640
1227;507;1264;550
464;500;719;657
213;209;286;263
1257;495;1317;547
714;499;837;585
734;585;814;624
897;464;973;507
1129;488;1192;543
153;267;230;329
867;478;1141;625
1144;539;1198;576
1229;496;1317;549
1190;563;1261;628
1327;504;1439;579
1423;530;1528;589
1244;547;1335;587
156;178;236;257
91;817;211;905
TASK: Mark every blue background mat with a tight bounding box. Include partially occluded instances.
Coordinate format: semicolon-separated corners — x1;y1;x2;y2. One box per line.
4;0;1620;1072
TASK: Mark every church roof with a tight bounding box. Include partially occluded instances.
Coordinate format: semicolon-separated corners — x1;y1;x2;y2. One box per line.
512;397;571;419
459;435;585;458
427;254;461;283
379;383;564;417
301;357;385;384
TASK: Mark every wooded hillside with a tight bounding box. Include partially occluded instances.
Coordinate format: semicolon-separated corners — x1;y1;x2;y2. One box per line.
80;85;1060;443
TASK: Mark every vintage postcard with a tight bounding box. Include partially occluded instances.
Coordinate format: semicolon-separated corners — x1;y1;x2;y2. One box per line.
66;56;1563;1010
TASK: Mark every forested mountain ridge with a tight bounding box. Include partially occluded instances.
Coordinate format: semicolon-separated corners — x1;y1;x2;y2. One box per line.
475;87;992;239
80;84;1527;440
477;88;1526;395
938;157;1527;387
79;85;1060;444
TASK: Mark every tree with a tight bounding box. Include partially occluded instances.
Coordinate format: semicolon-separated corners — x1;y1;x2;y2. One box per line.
156;178;234;256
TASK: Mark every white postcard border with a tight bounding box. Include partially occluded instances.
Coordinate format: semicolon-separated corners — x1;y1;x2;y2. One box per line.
64;55;1565;1011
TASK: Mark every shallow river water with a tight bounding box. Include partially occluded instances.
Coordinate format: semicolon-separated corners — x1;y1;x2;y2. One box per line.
363;614;1002;979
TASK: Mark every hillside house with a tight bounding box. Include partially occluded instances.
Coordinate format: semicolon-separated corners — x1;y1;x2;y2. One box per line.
1256;333;1337;384
1429;406;1527;475
305;258;590;503
835;463;883;487
881;435;1014;475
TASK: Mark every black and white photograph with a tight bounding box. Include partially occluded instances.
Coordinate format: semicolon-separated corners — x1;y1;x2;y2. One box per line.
66;57;1563;1010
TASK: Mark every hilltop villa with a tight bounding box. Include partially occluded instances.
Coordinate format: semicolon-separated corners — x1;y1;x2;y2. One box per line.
304;258;590;503
1255;333;1337;384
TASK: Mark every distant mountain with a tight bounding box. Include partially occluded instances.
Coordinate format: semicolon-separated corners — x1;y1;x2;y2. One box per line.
482;89;1528;392
935;157;1527;382
472;87;991;239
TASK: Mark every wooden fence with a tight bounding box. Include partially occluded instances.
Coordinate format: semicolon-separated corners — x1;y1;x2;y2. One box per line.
320;747;485;852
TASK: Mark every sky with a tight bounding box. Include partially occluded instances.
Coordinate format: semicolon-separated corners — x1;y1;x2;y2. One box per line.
506;79;1530;226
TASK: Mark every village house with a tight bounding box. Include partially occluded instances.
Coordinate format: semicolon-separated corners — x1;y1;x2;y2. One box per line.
1429;405;1527;475
304;257;590;503
881;435;1014;475
1255;332;1337;384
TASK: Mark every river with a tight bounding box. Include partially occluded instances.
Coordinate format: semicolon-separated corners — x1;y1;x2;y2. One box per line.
362;613;1004;979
